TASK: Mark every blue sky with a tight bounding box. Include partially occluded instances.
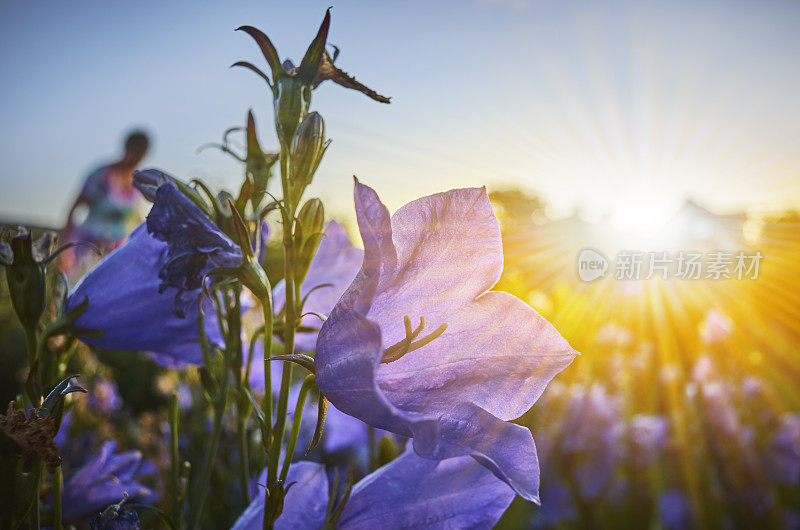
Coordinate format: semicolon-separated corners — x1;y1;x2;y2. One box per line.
1;0;799;227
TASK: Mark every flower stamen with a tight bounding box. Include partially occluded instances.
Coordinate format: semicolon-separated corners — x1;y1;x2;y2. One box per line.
382;315;448;363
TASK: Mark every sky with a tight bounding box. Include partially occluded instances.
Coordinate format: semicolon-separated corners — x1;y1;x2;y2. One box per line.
1;0;799;228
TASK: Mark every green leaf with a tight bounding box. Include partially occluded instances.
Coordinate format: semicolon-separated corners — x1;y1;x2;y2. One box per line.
306;393;328;455
269;354;315;374
236;26;284;80
298;9;331;81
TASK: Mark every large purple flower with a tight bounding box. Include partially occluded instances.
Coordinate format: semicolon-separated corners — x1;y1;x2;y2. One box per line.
232;443;514;529
62;441;155;523
66;183;242;365
315;180;577;502
272;220;362;351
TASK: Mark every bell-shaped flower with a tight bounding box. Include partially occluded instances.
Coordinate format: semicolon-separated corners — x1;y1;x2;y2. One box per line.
66;182;243;365
62;441;155;523
314;180;577;502
272;220;363;351
232;443;515;529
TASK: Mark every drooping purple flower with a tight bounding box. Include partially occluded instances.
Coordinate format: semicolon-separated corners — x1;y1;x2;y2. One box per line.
145;183;242;316
66;182;242;365
314;180;578;502
272;220;362;351
62;441;155;523
232;443;515;529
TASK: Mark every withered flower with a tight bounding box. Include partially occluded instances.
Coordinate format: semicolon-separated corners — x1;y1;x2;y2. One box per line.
0;402;61;472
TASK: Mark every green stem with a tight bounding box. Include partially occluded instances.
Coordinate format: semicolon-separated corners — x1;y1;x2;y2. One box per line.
188;378;228;530
24;326;36;365
237;415;250;506
24;326;40;407
168;393;181;523
188;291;232;530
261;297;274;452
279;375;314;483
52;466;63;530
262;144;297;530
230;289;251;507
268;146;298;489
28;464;42;530
245;327;264;391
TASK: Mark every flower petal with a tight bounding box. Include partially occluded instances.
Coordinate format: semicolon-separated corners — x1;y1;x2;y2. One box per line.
67;224;222;365
376;290;576;421
62;441;155;522
316;180;576;501
339;443;515;529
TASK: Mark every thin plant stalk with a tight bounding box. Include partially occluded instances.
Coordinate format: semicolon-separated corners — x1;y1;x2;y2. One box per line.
279;375;315;483
188;293;233;530
168;393;181;522
268;149;297;490
52;466;63;530
261;296;274;452
230;288;251;507
188;366;229;530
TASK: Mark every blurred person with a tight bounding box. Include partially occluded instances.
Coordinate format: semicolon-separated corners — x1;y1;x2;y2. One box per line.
60;130;150;274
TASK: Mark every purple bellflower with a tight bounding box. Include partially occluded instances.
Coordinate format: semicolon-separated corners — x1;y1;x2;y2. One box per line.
559;384;625;500
66;182;243;365
629;414;669;468
62;441;155;523
88;378;124;414
659;489;693;530
272;220;363;351
232;443;515;529
314;180;578;502
766;413;800;486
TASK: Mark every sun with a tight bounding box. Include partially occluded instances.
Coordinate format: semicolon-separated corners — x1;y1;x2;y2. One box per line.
608;190;681;242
